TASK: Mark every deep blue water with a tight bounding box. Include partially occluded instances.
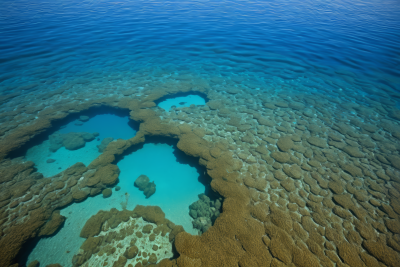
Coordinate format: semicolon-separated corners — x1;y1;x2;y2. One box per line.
0;0;399;98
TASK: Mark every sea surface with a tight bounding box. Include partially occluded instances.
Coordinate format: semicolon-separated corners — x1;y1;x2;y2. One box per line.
1;0;399;96
1;0;400;266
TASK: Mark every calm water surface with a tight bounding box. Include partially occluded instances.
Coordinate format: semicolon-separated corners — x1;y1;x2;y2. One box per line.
0;0;399;97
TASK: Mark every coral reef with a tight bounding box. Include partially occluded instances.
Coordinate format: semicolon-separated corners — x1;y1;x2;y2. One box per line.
73;206;182;266
189;194;222;234
0;74;399;267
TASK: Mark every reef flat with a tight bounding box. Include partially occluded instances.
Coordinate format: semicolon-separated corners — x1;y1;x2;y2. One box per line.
0;71;400;267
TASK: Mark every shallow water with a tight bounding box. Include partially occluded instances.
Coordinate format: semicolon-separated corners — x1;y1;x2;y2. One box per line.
158;94;206;111
1;0;400;266
27;142;203;266
25;114;136;177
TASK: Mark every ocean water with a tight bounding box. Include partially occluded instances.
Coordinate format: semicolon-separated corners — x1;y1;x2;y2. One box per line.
1;0;400;266
1;0;399;95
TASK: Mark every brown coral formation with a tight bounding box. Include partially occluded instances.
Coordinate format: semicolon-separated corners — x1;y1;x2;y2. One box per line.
0;74;399;267
73;206;182;266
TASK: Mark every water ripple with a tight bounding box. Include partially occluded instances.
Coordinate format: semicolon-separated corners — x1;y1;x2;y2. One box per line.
0;0;399;93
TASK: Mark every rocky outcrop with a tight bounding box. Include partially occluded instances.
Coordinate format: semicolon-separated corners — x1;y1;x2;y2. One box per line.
38;211;66;236
189;194;222;233
102;188;112;198
134;174;156;198
49;131;99;152
97;137;114;153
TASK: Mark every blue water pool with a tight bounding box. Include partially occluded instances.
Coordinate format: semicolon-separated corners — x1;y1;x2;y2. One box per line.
158;94;206;111
25;113;136;177
26;141;204;266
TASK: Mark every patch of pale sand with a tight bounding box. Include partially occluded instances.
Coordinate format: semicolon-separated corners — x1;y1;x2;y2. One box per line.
25;139;101;178
158;94;206;111
27;191;127;267
82;217;173;267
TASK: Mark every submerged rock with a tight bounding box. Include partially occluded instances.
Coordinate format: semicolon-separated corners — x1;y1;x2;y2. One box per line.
387;155;400;170
82;132;98;141
342;145;365;158
124;245;139;259
97;137;114;153
79;115;90;122
63;133;86;150
80;211;113;238
193;216;212;233
49;131;99;152
72;189;90;202
39;211;66;237
143;182;156;198
189;194;222;234
27;260;39;267
113;255;127;267
134;174;150;189
271;151;290;163
49;133;64;152
102;188;112;198
134;175;156;198
46;158;56;163
142;224;153;234
277;136;294;152
307;136;327;148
